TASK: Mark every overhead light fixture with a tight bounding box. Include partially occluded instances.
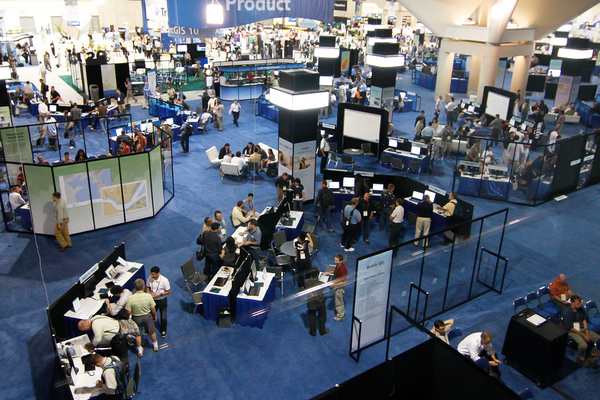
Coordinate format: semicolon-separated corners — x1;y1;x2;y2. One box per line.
314;47;340;59
269;87;329;110
557;48;594;60
206;0;224;25
550;37;567;47
366;54;405;68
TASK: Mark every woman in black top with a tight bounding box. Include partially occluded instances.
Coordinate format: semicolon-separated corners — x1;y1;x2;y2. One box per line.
220;237;238;267
294;232;314;289
75;149;87;162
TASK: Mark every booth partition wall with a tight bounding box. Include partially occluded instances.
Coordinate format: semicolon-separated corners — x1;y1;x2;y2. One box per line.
0;125;174;234
448;130;600;205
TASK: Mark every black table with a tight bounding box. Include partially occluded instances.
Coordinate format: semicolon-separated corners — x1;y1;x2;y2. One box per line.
502;309;568;387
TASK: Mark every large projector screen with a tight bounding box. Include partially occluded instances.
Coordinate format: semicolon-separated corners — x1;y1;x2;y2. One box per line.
485;91;511;121
343;109;382;143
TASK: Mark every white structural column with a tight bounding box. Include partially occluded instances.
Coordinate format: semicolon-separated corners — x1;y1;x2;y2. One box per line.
434;41;454;100
467;55;482;96
509;52;533;103
476;45;500;101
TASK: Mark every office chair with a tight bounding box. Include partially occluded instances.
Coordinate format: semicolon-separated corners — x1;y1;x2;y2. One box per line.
186;282;204;315
265;265;285;295
447;328;462;342
124;361;141;399
301;224;315;234
537;286;562;321
585;300;600;332
181;258;208;290
407;212;418;226
361;143;375;157
380;151;393;167
247;161;261;175
310;234;320;254
327;152;341;169
391;157;403;171
513;297;527;315
329;142;338;154
406;159;422;179
525;291;551;319
342;154;355;170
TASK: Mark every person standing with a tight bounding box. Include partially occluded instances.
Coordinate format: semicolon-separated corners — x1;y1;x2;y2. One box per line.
358;193;375;244
97;101;108;134
388;198;405;253
378;183;396;234
318;132;330;173
180;116;192;153
294;232;314;289
125;279;158;357
238;218;262;268
70;103;82;137
440;124;453;160
315;180;334;232
116;88;126;116
414;194;433;247
274;172;290;203
457;331;502;378
304;268;329;336
52;192;71;251
229;99;241;127
142;82;151;109
325;254;347;321
291;178;305;211
202;223;223;278
341;197;361;252
438;192;458;245
214;99;225;131
146;267;170;338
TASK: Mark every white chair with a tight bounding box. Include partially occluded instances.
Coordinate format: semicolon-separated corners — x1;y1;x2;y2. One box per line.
220;162;246;180
205;146;222;166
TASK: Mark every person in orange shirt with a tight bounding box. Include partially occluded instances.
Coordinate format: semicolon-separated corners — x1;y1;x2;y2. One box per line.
549;274;577;311
135;129;147;152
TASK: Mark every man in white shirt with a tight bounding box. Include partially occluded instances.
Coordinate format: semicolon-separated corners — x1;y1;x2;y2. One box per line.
146;266;170;338
9;186;26;214
457;331;501;377
516;131;531;166
105;285;132;319
229;99;241;127
37;98;49;125
232;200;253;227
231;151;248;174
201;109;212;125
319;132;330;173
222;150;233;163
40;113;58;149
388;198;405;254
445;97;456;127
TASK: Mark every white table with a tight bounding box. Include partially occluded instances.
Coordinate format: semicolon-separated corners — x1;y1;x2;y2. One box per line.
57;335;103;399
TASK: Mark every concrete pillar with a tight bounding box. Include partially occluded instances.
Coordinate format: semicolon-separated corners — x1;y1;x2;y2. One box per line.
467;56;482;97
510;53;533;102
477;45;500;101
434;47;454;100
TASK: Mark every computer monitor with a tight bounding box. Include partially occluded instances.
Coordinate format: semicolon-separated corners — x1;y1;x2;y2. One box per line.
549;69;561;78
66;347;78;375
524;121;534;129
49;104;57;112
343;177;355;188
410;145;421;155
388;138;398;148
468;105;475;113
424;190;436;204
177;44;188;53
249;260;258;282
372;183;384;192
82;275;96;298
328;181;340;190
165;118;174;125
319;76;333;86
487;165;508;176
412;191;423;200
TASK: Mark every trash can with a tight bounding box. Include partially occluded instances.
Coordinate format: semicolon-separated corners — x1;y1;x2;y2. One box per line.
89;84;100;102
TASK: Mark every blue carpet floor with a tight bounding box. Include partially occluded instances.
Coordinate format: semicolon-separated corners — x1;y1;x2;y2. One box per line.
2;71;600;400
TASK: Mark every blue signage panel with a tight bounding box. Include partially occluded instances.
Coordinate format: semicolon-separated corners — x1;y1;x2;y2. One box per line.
167;0;334;33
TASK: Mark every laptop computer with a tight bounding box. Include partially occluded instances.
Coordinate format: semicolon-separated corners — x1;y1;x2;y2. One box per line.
410;191;424;202
214;277;228;287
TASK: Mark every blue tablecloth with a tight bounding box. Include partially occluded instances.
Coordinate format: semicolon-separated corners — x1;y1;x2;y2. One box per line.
458;176;510;200
19;206;33;230
63;267;146;339
403;198;446;233
386;150;430;172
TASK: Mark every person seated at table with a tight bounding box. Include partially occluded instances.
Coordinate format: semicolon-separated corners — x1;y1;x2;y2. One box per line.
242;142;255;156
9;186;26;215
232;200;253;228
466;139;482;162
220;236;238;267
61;151;74;164
457;331;502;378
231;151;248;172
37;155;50;165
474;113;488;129
219;143;230;159
255;145;268;160
550;273;578;311
166;85;176;102
481;145;496;165
242;193;257;216
562;295;600;367
261;148;276;170
119;140;131;155
249;148;262;163
222;150;233;163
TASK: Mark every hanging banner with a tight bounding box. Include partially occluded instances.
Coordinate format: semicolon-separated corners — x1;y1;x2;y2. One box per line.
340;50;350;75
292;140;316;202
167;0;335;36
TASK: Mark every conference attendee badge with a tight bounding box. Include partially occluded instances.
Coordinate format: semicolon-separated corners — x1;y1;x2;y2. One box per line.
300;252;306;260
363;211;368;217
573;322;581;331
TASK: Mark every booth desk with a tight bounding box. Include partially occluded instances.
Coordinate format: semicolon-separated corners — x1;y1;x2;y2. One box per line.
203;267;276;329
149;96;182;119
215;58;304;101
383;148;431;172
457;173;511;201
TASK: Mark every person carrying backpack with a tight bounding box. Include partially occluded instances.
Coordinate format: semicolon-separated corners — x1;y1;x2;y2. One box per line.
316;180;335;232
83;353;129;400
180;116;193;153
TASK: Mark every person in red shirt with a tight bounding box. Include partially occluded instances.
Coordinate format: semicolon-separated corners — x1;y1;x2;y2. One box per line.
325;254;347;321
120;140;131;155
549;274;577;311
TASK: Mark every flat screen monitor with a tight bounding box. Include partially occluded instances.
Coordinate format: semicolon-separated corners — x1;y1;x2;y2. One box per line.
412;191;423;200
328;181;340;190
115;128;124;136
424;190;436;204
468;105;475;113
524;121;534;129
177;44;188;53
165;118;174;125
249;260;257;282
410;146;421;155
319;76;333;86
549;69;561;78
372;183;384;192
343;177;355;188
49;104;57;112
196;44;205;51
388;138;398;148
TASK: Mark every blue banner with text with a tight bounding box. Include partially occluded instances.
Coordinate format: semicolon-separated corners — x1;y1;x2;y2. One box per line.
167;0;334;35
